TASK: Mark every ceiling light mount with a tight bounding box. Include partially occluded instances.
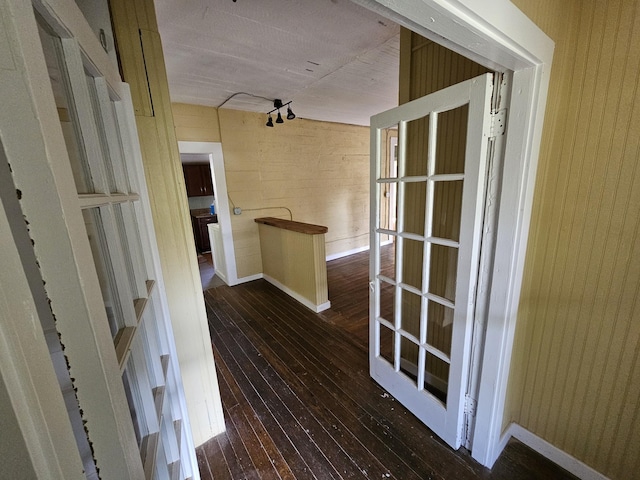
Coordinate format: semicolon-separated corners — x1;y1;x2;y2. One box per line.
266;98;295;127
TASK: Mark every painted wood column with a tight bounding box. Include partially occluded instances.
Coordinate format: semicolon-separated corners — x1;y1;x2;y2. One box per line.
109;0;225;446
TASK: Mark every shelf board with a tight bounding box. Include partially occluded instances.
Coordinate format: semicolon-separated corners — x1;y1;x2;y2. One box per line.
153;385;166;423
114;326;136;371
140;432;159;480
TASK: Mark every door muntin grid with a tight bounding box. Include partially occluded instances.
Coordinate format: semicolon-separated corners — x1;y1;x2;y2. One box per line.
374;112;467;406
370;74;492;450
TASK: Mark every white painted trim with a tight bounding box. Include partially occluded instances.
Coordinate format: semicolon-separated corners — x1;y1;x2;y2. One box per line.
352;0;555;467
214;269;229;285
326;244;370;261
263;274;332;313
502;424;610;480
32;0;120;88
353;0;553;72
326;240;393;262
235;272;264;285
0;145;85;479
178;141;240;286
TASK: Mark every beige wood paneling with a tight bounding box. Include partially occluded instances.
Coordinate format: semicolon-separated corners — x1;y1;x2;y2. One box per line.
173;103;221;143
258;223;329;309
173;104;371;279
503;0;640;477
110;0;225;446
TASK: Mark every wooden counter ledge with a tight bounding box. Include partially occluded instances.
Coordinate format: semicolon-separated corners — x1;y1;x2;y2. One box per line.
254;217;328;235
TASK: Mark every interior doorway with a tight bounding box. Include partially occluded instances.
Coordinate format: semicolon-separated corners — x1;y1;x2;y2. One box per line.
178;141;240;286
352;0;553;467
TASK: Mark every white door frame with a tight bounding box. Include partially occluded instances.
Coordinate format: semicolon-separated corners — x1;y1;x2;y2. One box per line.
178;141;240;286
352;0;554;466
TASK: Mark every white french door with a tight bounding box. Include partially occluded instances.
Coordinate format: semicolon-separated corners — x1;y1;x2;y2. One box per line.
0;1;198;478
370;73;494;449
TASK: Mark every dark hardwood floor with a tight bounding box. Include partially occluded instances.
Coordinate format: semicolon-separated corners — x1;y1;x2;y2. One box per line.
197;249;576;479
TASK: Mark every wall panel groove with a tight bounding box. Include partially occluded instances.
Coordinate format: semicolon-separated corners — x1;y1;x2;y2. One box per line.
505;0;640;477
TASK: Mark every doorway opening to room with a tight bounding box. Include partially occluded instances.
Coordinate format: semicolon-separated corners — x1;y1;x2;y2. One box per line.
180;152;220;290
179;141;239;289
158;0;552;469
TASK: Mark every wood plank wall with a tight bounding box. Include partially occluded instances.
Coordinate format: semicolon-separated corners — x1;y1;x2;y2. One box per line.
258;224;329;308
398;29;489;389
504;0;640;478
172;105;371;279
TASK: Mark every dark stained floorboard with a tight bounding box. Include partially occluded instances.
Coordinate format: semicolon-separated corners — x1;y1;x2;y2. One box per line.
196;249;577;480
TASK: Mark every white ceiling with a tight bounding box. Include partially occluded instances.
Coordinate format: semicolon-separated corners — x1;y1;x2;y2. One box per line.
154;0;400;126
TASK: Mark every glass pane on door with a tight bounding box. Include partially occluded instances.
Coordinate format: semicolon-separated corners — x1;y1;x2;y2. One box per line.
424;352;449;404
429;243;458;303
82;208;125;337
434;105;468;175
84;72;118;193
403;181;427;236
36;18;94;193
432;180;463;241
405;115;430;176
426;300;454;358
379;235;396;281
402;239;424;290
399;289;421;340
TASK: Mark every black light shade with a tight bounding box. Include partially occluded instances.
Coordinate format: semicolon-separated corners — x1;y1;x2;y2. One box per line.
265;99;294;127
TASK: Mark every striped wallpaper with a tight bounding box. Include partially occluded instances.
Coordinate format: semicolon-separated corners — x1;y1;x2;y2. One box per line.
506;0;640;478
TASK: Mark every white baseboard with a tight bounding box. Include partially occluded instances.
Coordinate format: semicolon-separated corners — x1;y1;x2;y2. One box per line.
326;244;370;261
263;275;331;313
501;423;609;480
325;240;393;262
231;273;263;286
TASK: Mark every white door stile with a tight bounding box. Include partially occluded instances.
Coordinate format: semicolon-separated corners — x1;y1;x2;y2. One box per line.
0;140;86;479
370;74;493;449
463;72;510;450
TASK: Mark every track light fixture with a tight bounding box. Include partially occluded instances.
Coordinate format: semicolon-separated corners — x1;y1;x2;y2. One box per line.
266;99;295;127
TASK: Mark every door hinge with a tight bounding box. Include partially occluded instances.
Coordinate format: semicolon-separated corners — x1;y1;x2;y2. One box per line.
464;395;477;416
462;394;478;448
489;109;507;137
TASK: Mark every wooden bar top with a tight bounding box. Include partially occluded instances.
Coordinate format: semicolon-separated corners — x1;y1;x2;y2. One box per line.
254;217;328;235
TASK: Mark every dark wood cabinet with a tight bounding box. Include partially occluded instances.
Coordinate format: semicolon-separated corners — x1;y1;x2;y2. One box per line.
183;164;213;197
191;213;217;253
